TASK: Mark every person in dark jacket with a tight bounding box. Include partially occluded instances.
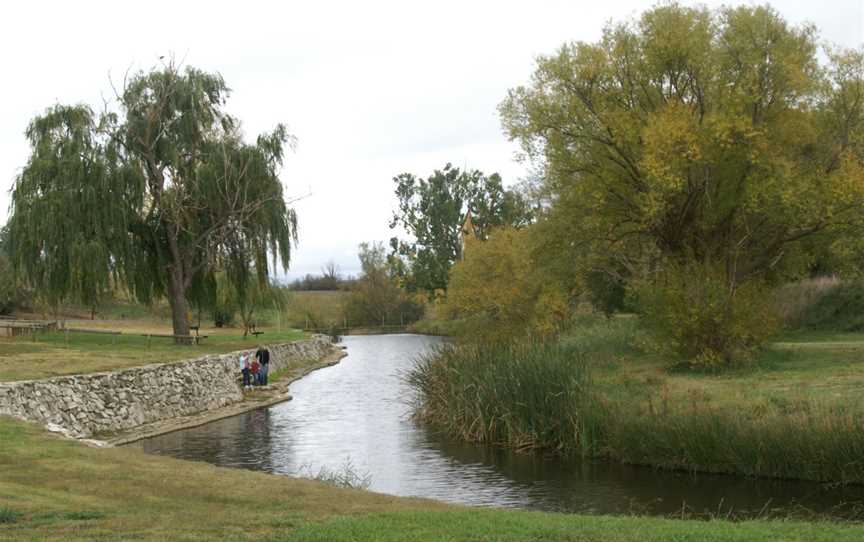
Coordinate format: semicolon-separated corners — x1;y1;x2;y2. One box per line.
255;345;271;385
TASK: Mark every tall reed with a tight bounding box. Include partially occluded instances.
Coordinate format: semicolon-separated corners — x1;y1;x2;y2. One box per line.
406;341;602;454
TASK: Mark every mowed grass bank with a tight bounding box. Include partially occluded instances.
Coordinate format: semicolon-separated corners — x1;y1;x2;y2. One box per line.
2;417;863;542
0;324;305;382
408;318;864;483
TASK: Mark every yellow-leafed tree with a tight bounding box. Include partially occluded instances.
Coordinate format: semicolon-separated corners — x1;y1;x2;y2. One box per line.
443;228;570;342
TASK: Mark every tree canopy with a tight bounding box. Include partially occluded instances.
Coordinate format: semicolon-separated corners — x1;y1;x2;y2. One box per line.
444;228;569;342
500;4;864;362
389;163;532;294
9;62;297;339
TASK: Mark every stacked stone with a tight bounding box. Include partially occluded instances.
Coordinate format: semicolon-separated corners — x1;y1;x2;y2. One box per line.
0;336;333;438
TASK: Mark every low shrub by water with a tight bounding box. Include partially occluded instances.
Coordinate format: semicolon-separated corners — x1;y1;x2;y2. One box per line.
407;341;602;454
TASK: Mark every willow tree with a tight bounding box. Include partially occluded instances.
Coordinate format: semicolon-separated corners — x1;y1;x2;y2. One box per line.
9;63;297;340
500;4;864;362
8;105;131;313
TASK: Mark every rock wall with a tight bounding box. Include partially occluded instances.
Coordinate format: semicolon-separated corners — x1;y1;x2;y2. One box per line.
0;336;334;438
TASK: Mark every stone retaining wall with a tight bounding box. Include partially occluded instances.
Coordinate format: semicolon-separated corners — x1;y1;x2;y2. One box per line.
0;336;334;438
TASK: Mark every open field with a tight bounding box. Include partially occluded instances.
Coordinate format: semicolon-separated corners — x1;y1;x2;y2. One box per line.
2;416;863;541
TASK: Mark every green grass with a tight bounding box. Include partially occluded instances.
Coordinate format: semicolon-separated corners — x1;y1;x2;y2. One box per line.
407;317;864;483
2;416;862;541
0;327;305;382
283;510;864;542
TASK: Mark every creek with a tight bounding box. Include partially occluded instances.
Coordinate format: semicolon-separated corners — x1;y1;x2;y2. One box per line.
130;334;864;518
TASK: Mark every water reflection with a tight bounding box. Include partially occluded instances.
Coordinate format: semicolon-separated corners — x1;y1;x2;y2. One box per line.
131;334;864;518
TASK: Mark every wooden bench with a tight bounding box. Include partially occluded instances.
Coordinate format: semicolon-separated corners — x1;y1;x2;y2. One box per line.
0;320;58;338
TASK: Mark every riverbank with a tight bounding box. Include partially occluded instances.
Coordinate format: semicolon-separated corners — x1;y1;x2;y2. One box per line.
104;345;347;446
0;337;342;443
2;416;863;541
408;318;864;484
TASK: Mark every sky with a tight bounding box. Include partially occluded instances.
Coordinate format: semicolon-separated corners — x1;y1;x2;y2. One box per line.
2;0;862;280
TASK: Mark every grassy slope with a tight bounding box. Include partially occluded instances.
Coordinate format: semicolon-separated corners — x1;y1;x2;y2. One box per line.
1;417;862;542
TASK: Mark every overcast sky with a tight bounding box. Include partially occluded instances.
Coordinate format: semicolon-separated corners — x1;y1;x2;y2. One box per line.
2;1;862;280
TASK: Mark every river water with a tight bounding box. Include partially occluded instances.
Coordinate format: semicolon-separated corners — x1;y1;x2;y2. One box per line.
130;334;864;518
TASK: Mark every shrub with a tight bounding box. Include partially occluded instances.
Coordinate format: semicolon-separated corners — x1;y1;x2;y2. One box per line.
344;242;423;327
794;280;864;331
773;276;841;328
633;260;778;366
443;228;571;342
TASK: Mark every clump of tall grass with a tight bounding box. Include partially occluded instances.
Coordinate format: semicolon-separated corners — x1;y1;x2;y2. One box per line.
296;457;372;490
406;341;603;454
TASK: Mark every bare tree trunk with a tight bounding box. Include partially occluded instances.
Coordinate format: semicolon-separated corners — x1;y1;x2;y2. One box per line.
167;267;191;343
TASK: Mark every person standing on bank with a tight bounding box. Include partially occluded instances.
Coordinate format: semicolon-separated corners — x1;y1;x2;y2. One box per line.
256;345;270;386
240;352;251;388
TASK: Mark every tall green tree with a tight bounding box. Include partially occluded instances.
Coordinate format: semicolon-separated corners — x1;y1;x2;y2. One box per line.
9;62;297;340
8;105;128;313
389;163;532;293
500;4;864;362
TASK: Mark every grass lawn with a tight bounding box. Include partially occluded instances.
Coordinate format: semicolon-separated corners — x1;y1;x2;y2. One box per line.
2;416;863;541
0;321;305;382
558;317;864;414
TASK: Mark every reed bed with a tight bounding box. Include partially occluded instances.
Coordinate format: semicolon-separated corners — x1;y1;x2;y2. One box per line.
407;338;864;484
407;341;602;454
